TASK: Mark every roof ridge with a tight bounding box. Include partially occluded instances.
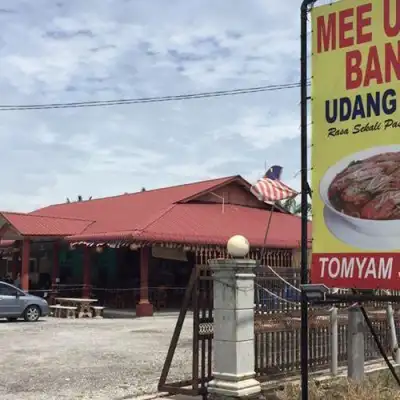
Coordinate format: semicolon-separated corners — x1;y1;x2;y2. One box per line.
138;204;177;233
1;211;95;223
35;175;239;210
73;219;98;236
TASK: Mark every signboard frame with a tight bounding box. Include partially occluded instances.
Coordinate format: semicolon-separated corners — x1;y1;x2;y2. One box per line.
310;0;400;290
300;1;400;399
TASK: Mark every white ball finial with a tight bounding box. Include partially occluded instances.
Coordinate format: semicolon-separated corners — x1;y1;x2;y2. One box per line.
227;235;250;258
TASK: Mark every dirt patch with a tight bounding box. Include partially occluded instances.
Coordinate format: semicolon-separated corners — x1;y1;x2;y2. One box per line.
0;315;193;400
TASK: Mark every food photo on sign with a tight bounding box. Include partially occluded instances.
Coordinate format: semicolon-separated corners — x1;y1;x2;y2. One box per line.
310;0;400;291
319;146;400;249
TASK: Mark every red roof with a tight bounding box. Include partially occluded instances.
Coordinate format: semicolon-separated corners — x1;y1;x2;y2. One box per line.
134;203;307;248
0;212;93;236
31;176;250;235
0;175;311;248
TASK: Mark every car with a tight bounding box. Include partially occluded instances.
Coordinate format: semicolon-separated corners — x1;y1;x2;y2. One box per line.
0;280;49;322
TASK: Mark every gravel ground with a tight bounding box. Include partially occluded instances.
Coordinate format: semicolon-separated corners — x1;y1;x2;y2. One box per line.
0;315;193;400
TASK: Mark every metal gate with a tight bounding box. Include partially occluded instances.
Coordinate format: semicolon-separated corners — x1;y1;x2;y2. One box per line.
157;250;292;397
158;264;213;398
158;262;392;398
157;262;302;396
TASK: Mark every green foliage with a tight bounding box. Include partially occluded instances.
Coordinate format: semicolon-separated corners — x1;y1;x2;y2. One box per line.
278;197;311;218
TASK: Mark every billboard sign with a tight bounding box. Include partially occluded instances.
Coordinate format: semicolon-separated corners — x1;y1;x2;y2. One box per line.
311;0;400;290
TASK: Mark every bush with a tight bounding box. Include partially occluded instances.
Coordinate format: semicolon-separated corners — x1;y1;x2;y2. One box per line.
269;371;400;400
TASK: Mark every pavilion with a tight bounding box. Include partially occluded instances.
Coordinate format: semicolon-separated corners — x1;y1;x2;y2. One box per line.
0;175;310;316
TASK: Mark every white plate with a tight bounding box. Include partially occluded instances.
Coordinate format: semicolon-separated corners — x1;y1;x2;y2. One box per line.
323;206;400;250
319;145;400;237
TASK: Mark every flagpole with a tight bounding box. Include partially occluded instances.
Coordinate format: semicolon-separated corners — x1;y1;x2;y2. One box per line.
260;203;275;262
252;166;299;265
260;193;301;262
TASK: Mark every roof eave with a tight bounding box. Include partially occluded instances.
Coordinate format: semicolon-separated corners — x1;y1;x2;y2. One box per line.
66;232;134;242
66;230;311;249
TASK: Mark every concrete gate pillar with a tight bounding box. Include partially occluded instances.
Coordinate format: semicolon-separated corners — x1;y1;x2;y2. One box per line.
208;240;261;399
347;306;365;382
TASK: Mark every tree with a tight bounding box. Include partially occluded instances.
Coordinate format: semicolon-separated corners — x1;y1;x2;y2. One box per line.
279;197;311;218
141;187;146;192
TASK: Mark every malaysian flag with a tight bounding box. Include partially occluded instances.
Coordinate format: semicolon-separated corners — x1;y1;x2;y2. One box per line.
250;165;298;202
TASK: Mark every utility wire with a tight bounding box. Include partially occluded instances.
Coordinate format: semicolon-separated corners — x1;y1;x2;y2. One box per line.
0;81;310;111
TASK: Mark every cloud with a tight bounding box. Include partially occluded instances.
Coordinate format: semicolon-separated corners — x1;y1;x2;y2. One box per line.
212;106;300;150
0;0;312;212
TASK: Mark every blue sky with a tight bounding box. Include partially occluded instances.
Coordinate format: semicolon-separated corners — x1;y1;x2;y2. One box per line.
0;0;332;212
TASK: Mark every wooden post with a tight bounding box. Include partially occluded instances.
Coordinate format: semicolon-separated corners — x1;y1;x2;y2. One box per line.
136;246;153;317
387;302;400;364
330;306;338;376
52;242;60;285
82;247;91;298
21;239;30;291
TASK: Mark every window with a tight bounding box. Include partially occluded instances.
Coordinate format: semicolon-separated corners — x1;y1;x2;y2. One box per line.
0;283;17;296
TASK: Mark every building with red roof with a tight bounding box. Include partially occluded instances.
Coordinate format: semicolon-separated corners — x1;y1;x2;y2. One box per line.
0;175;310;316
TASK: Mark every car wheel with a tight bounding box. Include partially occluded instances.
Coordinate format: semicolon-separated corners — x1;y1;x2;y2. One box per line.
24;305;40;322
7;317;18;322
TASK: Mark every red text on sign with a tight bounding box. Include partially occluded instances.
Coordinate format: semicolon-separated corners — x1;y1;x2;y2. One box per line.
346;42;400;89
315;1;400;90
316;3;373;53
311;253;400;290
383;0;400;38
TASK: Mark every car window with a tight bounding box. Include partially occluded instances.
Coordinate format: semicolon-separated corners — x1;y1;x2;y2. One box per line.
0;283;17;296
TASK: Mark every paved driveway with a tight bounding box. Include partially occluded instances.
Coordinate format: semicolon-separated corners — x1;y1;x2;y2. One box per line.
0;315;193;400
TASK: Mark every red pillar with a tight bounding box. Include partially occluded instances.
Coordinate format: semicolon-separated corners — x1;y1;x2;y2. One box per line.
21;239;30;291
52;242;59;285
136;246;153;317
82;247;91;298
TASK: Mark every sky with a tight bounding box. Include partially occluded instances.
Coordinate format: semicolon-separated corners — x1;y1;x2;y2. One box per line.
0;0;333;212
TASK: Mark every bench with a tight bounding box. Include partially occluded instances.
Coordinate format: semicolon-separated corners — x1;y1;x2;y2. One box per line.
49;305;61;317
91;306;105;319
57;306;77;319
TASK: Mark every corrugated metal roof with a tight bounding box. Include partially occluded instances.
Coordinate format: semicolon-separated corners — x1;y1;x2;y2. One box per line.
68;203;311;248
1;212;94;236
31;176;242;235
0;175;310;248
136;203;309;248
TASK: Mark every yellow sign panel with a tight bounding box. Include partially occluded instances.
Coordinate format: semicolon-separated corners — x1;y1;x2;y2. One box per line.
311;0;400;289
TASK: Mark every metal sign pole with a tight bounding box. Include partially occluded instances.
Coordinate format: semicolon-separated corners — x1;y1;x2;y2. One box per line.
300;1;316;399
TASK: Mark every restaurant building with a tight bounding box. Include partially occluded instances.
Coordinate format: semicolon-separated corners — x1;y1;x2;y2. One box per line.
0;175;309;316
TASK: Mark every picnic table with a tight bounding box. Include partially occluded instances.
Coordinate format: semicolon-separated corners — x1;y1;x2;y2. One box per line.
55;297;99;318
